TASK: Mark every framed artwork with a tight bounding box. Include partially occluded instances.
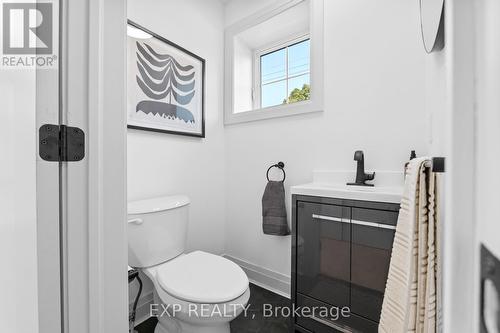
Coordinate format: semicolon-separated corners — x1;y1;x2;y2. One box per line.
127;20;205;137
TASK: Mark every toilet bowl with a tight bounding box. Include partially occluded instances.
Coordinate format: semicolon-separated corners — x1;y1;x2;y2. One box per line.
144;251;250;333
127;196;250;333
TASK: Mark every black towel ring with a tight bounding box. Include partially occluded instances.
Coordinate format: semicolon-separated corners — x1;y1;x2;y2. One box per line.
266;162;286;182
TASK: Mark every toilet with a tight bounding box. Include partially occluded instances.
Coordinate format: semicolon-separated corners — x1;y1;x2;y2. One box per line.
128;195;250;333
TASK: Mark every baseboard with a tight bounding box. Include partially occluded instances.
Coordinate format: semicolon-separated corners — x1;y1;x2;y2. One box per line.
222;254;291;299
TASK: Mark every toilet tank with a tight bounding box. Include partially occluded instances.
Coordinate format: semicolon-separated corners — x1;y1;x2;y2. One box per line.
128;195;189;268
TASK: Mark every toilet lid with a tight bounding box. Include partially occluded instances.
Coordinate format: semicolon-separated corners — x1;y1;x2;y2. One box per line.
156;251;249;303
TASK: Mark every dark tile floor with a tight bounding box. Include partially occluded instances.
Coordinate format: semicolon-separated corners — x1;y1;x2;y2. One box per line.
135;317;158;333
135;283;292;333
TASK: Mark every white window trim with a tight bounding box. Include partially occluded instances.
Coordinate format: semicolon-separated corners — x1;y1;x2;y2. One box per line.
224;0;324;125
253;33;310;110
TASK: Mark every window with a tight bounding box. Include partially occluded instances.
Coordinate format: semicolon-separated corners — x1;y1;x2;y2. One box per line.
224;0;324;124
258;38;310;109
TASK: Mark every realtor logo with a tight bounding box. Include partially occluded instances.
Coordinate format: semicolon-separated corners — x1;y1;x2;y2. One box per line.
1;1;56;68
3;2;52;54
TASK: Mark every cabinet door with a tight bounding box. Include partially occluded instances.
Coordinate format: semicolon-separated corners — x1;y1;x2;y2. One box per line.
350;208;398;322
296;201;351;308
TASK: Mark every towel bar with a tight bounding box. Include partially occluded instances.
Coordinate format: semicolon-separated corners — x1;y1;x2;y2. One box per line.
425;157;445;173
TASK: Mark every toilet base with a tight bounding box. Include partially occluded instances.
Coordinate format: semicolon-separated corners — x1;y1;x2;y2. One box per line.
154;316;230;333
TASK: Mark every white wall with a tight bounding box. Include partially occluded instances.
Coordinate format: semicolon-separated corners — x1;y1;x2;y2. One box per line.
127;0;226;315
127;0;226;255
223;0;429;289
425;47;447;157
225;0;281;27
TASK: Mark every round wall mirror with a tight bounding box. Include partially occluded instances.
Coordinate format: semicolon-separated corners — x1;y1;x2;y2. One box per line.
419;0;445;53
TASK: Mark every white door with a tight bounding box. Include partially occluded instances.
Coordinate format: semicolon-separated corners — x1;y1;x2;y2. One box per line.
0;1;62;333
2;0;128;332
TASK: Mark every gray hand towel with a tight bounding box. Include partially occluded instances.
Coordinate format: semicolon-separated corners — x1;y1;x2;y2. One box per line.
262;181;290;236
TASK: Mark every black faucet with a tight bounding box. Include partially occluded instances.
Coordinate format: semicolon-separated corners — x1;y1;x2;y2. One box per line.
347;150;375;186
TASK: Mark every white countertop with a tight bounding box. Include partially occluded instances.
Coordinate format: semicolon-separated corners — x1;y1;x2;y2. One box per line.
291;170;404;204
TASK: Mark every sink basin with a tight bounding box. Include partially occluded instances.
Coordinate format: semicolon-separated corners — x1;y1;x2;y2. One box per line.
291;171;404;204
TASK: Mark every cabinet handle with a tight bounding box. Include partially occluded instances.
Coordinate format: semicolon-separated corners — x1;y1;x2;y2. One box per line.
312;214;349;224
310;315;352;333
312;214;396;230
351;219;396;230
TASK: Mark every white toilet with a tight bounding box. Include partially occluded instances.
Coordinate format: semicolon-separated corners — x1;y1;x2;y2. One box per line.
128;195;250;333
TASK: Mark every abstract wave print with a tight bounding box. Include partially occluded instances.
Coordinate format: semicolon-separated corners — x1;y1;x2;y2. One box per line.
135;42;196;123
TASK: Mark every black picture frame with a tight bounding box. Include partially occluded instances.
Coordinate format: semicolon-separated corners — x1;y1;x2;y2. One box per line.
127;20;205;138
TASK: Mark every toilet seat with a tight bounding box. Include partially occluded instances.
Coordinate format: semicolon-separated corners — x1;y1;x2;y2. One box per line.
155;251;249;303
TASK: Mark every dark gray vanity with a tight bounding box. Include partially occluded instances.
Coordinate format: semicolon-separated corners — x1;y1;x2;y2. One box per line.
291;193;400;333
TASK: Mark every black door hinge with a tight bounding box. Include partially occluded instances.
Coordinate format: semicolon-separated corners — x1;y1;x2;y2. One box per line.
39;124;85;162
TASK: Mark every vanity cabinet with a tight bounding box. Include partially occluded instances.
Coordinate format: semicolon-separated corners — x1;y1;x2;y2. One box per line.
291;195;400;333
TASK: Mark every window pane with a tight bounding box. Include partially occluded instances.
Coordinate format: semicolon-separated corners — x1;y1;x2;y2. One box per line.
261;48;286;84
286;74;310;104
262;80;287;108
288;39;310;76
